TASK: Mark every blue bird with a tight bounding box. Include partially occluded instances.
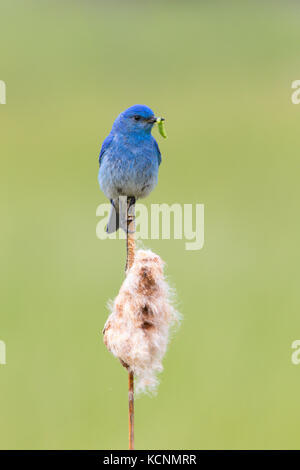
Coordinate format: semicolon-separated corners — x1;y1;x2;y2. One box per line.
98;104;163;233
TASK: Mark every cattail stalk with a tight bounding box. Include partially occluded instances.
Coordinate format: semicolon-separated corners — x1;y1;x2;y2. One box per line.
126;198;135;450
128;370;134;450
103;197;180;449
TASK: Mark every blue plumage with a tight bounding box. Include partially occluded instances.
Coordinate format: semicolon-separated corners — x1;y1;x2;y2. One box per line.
98;105;162;232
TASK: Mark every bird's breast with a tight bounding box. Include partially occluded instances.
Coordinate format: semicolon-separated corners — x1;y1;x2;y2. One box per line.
98;138;158;200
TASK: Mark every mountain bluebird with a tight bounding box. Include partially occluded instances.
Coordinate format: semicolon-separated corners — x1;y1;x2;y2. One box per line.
98;104;163;232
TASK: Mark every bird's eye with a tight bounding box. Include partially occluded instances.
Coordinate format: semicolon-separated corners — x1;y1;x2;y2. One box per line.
134;116;141;121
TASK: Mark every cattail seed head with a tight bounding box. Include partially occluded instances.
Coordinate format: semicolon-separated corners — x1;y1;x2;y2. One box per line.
103;249;181;394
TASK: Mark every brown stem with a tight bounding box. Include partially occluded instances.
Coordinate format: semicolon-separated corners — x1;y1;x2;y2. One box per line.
128;370;134;450
126;198;135;450
126;198;135;273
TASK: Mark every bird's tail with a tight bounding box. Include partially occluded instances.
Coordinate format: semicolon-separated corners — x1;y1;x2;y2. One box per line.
106;204;119;233
106;198;127;233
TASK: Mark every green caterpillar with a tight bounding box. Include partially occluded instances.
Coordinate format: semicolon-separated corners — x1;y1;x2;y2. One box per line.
157;117;167;139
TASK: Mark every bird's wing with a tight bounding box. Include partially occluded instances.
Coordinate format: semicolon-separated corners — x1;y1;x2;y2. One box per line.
152;137;162;166
99;133;114;166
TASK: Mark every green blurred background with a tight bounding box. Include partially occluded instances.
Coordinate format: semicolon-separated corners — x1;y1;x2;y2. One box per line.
1;0;300;449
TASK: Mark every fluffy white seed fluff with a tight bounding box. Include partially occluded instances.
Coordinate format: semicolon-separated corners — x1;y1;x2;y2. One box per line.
103;249;180;394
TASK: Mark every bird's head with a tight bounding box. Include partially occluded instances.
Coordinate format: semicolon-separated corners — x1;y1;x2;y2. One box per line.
112;105;164;135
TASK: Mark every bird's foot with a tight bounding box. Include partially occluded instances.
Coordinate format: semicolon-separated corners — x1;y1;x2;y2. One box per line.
127;196;136;209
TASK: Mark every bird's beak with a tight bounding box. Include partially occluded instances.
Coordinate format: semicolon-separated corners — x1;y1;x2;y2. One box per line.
148;117;164;124
148;117;158;124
